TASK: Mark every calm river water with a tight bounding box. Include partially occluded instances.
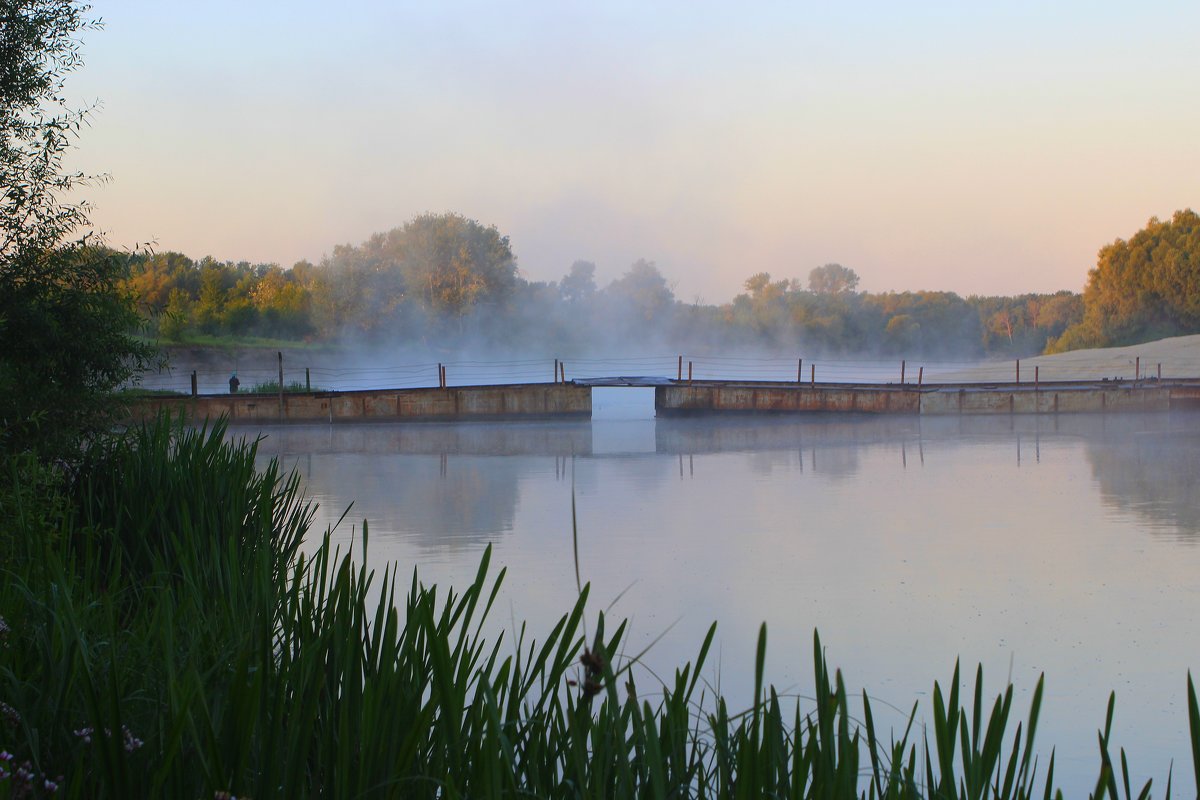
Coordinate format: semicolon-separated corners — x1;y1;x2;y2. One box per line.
245;397;1200;793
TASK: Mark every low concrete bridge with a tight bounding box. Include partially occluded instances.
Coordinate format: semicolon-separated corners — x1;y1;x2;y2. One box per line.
129;376;1200;425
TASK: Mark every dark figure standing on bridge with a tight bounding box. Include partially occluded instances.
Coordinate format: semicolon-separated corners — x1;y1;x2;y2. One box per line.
229;373;240;394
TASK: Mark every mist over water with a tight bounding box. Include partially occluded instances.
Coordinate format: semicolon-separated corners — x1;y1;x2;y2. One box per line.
140;345;1073;397
240;411;1200;794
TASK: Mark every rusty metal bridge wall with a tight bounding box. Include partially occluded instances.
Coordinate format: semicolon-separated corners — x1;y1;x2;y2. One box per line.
130;379;1200;424
655;380;1200;416
131;383;592;425
654;382;921;416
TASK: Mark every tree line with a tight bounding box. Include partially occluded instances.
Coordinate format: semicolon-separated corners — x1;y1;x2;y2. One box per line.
118;213;1088;359
1049;209;1200;352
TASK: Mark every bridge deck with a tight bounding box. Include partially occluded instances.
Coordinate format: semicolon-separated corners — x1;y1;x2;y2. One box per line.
129;376;1200;424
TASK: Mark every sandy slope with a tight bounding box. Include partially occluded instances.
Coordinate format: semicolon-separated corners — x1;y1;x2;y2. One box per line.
929;333;1200;383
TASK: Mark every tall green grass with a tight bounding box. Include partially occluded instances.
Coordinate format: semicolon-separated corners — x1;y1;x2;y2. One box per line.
0;418;1196;797
245;380;320;394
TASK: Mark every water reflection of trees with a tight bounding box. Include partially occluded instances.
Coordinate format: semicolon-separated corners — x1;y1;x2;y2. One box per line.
246;421;592;457
282;453;529;551
246;423;592;552
236;412;1200;547
656;416;920;480
1085;430;1200;540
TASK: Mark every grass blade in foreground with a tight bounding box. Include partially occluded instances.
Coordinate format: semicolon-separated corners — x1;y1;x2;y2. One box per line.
1;417;1198;797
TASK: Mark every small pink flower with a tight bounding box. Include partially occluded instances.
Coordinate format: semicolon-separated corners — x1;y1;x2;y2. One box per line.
0;701;20;726
122;726;144;752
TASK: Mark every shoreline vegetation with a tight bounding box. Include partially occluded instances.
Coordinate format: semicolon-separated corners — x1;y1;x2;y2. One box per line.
118;209;1200;364
4;3;1200;797
2;418;1198;798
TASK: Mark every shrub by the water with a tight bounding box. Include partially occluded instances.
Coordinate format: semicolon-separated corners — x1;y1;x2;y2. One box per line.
1;418;1198;798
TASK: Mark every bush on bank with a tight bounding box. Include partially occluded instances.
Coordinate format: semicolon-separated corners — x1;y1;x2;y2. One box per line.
1;419;1197;798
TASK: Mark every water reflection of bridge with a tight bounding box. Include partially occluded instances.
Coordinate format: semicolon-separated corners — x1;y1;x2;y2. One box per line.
248;413;1200;547
245;413;1195;458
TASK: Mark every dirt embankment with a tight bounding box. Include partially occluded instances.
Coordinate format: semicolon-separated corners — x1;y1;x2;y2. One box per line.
932;334;1200;383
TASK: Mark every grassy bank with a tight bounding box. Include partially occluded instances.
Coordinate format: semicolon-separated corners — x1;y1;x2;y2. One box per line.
245;380;324;394
145;333;320;350
1;420;1197;798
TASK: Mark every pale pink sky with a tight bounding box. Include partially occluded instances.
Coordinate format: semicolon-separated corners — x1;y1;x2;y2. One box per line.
68;1;1199;302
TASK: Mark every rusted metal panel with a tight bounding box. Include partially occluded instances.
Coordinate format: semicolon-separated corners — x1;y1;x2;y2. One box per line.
1169;386;1200;409
330;395;361;420
549;385;592;414
127;379;1193;425
713;387;752;410
655;386;714;412
753;389;799;411
656;383;919;416
282;395;329;421
920;385;1173;415
458;389;506;415
362;393;398;417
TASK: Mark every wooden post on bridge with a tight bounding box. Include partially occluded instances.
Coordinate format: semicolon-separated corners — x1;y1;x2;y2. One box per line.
560;362;566;382
277;352;284;420
190;371;197;397
437;363;443;388
687;361;693;385
1015;359;1020;384
677;355;682;381
1158;363;1162;380
305;367;311;392
1136;356;1140;381
901;360;906;384
554;359;559;383
797;358;802;383
442;364;448;388
918;366;923;387
810;364;815;386
1035;366;1039;392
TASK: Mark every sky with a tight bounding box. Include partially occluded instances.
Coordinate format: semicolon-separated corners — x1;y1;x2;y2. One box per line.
65;1;1200;303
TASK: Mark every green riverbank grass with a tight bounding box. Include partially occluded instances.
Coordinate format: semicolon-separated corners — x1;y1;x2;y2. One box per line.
1;418;1197;797
143;332;319;350
245;380;323;394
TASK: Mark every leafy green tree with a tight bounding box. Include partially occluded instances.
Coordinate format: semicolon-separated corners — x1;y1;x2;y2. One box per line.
606;259;675;322
0;0;153;457
560;259;596;304
737;272;791;338
122;251;197;314
193;263;228;333
308;213;515;339
1034;291;1084;352
808;263;860;294
1054;210;1200;350
158;288;191;341
388;212;516;318
884;314;921;351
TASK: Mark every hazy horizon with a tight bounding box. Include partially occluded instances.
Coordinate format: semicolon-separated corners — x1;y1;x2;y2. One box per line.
66;1;1199;303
